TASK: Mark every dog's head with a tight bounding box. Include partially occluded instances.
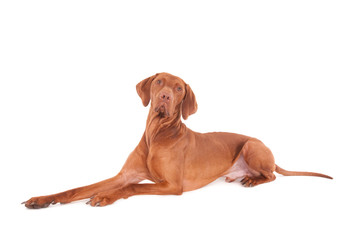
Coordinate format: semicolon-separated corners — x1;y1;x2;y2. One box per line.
136;72;197;120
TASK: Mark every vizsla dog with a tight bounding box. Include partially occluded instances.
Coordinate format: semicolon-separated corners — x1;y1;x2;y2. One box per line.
23;72;332;209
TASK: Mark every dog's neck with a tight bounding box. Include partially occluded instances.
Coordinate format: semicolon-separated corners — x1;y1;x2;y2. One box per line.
145;105;185;146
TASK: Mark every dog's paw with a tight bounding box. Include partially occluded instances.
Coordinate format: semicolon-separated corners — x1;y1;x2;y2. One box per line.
86;193;116;207
22;196;57;209
240;176;255;187
86;189;129;207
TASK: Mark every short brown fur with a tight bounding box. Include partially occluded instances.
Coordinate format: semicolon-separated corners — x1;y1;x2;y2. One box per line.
23;72;332;208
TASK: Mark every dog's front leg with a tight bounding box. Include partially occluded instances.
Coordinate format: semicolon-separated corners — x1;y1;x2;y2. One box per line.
22;170;150;209
88;151;185;207
87;182;183;207
23;134;150;209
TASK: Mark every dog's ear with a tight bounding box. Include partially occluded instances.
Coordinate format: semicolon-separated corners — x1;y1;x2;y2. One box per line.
136;74;158;107
182;84;198;120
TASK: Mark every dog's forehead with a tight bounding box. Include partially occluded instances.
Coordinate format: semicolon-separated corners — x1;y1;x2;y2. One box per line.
156;73;185;85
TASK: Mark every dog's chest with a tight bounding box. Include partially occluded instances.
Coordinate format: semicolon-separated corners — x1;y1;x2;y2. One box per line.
146;143;181;182
146;148;169;182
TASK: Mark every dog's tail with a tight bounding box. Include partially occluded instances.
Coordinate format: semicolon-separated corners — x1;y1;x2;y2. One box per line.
275;165;333;179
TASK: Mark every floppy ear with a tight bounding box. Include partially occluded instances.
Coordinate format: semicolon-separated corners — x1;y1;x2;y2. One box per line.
182;84;198;120
136;74;158;107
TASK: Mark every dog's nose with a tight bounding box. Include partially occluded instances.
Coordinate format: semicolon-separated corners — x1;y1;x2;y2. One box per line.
160;92;171;102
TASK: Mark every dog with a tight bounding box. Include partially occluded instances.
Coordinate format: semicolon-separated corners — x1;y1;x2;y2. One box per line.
23;72;332;208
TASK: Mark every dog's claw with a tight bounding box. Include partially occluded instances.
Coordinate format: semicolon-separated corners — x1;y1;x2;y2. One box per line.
86;196;95;205
240;176;254;187
42;203;50;208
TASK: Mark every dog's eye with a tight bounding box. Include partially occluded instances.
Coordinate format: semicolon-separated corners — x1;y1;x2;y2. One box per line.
156;80;162;85
177;87;182;92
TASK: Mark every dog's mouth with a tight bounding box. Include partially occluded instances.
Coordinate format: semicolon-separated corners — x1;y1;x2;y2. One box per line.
155;104;170;118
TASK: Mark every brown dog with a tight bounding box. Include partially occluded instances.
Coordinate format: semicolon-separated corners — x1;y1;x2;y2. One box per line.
23;72;332;208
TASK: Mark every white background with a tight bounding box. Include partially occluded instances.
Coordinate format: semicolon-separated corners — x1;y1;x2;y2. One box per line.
1;0;359;239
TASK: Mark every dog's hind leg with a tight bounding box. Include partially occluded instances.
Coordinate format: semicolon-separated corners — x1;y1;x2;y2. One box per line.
237;138;277;187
